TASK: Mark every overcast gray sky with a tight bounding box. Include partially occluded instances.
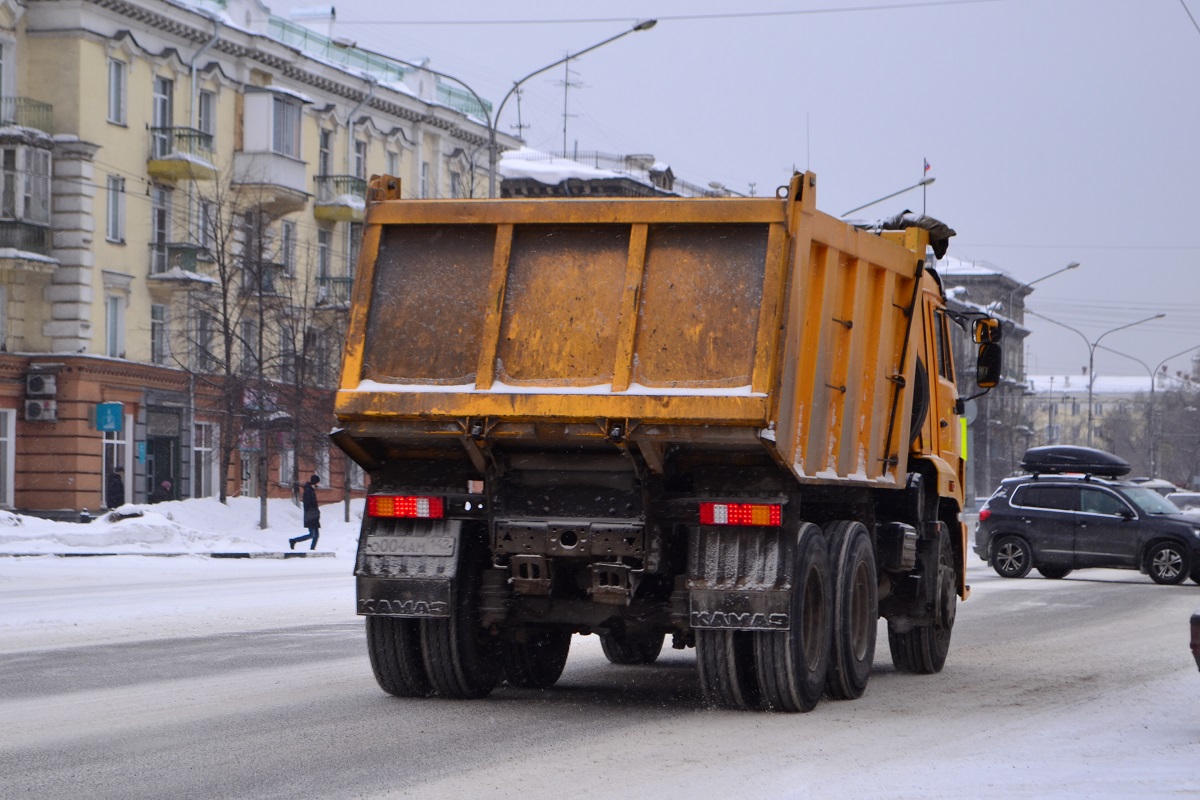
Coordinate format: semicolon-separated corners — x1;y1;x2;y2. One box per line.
268;0;1200;380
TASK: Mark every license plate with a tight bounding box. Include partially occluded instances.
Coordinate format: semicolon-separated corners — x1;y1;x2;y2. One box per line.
364;535;456;557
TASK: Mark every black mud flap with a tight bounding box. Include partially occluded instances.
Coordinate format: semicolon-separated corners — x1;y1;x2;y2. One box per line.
687;526;795;631
355;518;462;618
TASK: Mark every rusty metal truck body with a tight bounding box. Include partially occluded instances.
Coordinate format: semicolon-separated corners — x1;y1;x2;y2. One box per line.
333;172;991;711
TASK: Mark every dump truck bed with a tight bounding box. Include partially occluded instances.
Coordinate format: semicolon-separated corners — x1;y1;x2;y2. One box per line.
336;173;931;486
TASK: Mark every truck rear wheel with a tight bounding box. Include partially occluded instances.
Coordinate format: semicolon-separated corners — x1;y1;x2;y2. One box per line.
696;629;761;710
599;629;665;665
888;522;955;674
753;522;832;712
420;530;500;699
501;630;572;689
366;616;433;697
824;520;878;700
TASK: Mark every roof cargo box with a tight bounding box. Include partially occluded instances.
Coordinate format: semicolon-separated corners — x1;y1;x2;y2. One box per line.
1019;445;1130;478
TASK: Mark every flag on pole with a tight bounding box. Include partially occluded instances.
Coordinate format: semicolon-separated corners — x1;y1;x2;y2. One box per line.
923;158;931;174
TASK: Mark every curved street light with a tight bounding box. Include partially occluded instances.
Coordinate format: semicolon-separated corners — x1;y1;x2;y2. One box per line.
1025;310;1166;447
1095;342;1200;475
334;20;657;198
840;177;935;218
1006;261;1079;320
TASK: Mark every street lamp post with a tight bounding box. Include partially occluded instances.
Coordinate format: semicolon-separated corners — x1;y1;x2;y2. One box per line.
1095;343;1200;475
332;20;656;198
840;177;935;218
485;20;657;198
1006;261;1079;321
1027;310;1166;447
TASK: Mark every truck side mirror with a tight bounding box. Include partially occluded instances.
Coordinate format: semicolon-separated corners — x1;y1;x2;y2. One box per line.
973;318;1002;344
976;342;1002;388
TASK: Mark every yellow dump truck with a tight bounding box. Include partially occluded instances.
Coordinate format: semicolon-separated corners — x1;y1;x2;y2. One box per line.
333;171;1001;712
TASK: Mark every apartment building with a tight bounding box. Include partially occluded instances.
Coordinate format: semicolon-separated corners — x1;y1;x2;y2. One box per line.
0;0;516;514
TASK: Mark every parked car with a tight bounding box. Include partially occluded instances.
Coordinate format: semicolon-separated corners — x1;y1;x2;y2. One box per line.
1168;492;1200;513
1128;477;1180;497
974;446;1200;585
1192;609;1200;673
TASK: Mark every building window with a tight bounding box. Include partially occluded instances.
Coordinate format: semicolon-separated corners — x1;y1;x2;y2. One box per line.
105;295;124;358
194;198;214;251
354;140;367;180
279;324;296;383
240;319;257;373
347;222;362;276
318;129;332;175
150;185;172;273
279;219;296;274
102;419;131;508
150;304;168;365
279;446;295;486
107;58;127;125
193;422;218;498
317;229;331;278
195;310;216;372
0;147;50;225
315;447;330;484
106;175;125;243
272;96;301;157
152;76;174;158
348;459;365;491
197;89;216;136
420;161;430;198
0;405;9;507
386;150;399;177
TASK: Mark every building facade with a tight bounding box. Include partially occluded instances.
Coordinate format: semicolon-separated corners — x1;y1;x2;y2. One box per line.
1;0;517;515
938;257;1033;504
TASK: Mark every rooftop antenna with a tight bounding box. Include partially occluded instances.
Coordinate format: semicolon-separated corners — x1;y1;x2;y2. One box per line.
510;86;530;138
557;58;583;156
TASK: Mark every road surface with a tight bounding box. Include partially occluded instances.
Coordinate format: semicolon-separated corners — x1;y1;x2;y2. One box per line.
0;557;1197;799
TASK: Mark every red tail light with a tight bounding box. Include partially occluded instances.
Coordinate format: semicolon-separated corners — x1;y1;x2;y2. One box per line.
700;502;782;527
368;495;445;519
978;508;991;522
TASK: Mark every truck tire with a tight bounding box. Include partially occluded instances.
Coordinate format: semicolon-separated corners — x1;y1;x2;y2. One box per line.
599;629;665;665
420;529;500;699
501;630;572;689
824;520;878;701
366;616;433;697
753;522;832;712
888;523;955;674
696;629;761;710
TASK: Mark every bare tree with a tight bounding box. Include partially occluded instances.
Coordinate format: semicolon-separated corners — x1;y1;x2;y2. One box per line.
154;167;347;527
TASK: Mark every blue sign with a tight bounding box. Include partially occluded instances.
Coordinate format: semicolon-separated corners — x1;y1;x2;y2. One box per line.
96;402;124;432
137;441;146;463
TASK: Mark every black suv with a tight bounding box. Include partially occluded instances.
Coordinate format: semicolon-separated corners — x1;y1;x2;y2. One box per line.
974;446;1200;585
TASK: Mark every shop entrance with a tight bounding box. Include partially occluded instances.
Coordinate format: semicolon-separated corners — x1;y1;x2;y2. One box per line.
146;408;182;501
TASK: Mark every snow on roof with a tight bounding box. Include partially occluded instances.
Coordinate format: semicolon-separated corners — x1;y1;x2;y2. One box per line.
938;255;1008;276
498;147;653;187
1025;374;1156;394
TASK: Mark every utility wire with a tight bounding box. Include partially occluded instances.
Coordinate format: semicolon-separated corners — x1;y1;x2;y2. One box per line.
317;0;1002;26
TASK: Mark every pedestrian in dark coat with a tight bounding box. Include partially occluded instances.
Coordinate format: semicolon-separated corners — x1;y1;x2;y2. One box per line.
106;466;125;509
290;474;321;551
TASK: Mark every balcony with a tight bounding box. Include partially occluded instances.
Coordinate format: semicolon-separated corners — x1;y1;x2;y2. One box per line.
147;127;217;182
232;151;310;217
0;220;51;256
313;175;366;222
149;242;211;275
316;275;354;306
242;261;289;296
0;97;53;133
